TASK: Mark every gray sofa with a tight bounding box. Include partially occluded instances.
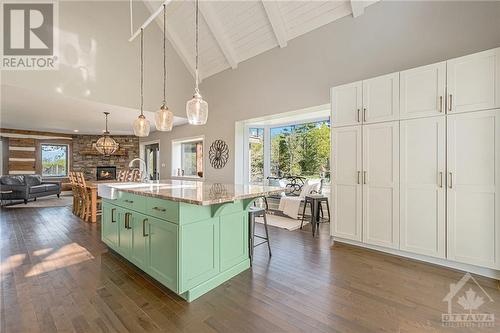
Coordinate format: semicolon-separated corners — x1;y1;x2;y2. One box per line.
0;175;61;204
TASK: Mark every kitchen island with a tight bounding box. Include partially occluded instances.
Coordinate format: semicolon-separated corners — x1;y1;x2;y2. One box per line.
98;180;283;302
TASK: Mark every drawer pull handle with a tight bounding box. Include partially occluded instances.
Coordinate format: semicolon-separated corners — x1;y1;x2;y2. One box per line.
142;218;149;237
153;206;166;212
439;96;443;113
357;109;360;122
357;171;360;184
448;172;453;189
363;171;367;184
448;94;453;112
363;108;367;122
111;208;116;223
124;199;134;204
125;213;132;229
438;171;443;188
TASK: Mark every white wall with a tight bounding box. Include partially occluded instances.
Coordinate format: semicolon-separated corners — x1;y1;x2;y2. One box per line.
143;1;500;183
1;0;193;117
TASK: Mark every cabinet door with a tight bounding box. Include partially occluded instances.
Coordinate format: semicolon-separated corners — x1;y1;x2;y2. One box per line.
362;73;399;124
362;122;399;248
331;126;362;241
130;212;149;269
148;217;178;292
400;117;445;258
447;47;500;114
117;209;132;257
179;218;219;293
400;62;446;119
102;204;119;248
331;81;362;127
447;109;500;269
220;211;248;271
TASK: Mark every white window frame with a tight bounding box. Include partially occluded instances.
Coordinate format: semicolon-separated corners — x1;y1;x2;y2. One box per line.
171;135;205;180
243;117;330;184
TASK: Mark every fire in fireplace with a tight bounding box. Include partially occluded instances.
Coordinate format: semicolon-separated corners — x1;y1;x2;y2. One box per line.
96;166;117;181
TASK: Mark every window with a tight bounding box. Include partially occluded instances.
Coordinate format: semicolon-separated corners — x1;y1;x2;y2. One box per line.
249;128;264;184
172;137;204;178
41;144;68;177
270;120;330;181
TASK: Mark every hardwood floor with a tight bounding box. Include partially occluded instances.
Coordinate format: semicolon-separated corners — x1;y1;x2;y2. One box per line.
1;206;499;333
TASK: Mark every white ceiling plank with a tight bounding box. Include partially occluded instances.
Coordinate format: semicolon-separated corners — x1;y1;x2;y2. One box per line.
262;0;287;48
142;1;197;79
198;2;238;69
350;0;366;18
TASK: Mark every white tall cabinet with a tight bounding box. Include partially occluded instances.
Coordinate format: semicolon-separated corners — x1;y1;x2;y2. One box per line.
331;46;500;277
362;122;399;249
400;116;446;258
447;109;500;269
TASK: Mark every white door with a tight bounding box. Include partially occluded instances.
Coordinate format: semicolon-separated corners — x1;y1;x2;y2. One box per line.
400;62;446;119
362;121;399;249
447;47;500;114
331;81;362;127
362;73;400;124
331;126;362;241
447;109;500;269
400;116;446;258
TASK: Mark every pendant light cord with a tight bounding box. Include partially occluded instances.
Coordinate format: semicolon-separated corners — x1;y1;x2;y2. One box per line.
140;28;144;116
195;0;199;93
105;113;108;132
163;4;167;104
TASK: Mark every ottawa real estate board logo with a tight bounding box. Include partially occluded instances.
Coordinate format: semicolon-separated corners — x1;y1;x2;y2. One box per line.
1;1;58;70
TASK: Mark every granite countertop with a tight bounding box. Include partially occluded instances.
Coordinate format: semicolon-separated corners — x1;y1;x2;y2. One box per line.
101;179;286;205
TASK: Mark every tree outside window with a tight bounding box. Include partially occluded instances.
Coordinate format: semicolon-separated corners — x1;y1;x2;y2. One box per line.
41;144;68;177
249;128;264;184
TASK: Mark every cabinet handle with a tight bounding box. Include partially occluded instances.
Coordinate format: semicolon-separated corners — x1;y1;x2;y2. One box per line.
448;172;453;189
438;171;443;188
125;213;132;229
124;199;134;204
439;96;443;113
363;171;367;184
357;109;360;122
111;208;116;223
152;206;166;212
357;171;360;184
448;94;452;112
363;108;367;122
142;218;149;237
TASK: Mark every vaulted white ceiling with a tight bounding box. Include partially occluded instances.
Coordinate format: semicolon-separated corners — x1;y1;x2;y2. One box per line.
143;0;380;80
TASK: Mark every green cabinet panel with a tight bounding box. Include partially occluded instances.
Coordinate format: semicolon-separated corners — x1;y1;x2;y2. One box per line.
130;212;149;269
117;208;132;257
145;197;179;223
220;211;248;271
102;205;118;247
148;217;178;292
180;217;220;292
115;192;145;212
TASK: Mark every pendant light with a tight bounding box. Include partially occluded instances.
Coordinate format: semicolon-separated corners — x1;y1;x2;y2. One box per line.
155;4;174;131
95;112;119;156
186;0;208;125
133;28;151;137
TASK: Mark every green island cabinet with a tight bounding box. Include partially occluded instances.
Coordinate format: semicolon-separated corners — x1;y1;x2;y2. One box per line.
101;191;254;302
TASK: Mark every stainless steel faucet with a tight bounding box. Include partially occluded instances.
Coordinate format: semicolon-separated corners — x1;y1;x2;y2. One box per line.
128;158;150;182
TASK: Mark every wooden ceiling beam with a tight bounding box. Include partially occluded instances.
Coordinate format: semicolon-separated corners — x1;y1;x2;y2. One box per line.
262;1;288;48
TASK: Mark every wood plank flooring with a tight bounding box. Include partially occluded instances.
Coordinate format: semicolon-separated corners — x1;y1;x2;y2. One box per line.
1;206;499;332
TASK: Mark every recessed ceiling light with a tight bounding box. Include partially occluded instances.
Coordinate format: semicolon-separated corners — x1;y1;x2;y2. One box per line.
55;86;63;94
73;129;79;133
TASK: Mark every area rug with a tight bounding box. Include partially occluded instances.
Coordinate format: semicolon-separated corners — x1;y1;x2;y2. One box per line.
255;213;308;231
3;196;73;208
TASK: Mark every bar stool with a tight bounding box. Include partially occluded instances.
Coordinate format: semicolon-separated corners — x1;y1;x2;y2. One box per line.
300;195;330;237
248;207;272;265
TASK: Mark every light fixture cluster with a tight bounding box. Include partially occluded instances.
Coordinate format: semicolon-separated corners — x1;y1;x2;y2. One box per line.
132;0;207;137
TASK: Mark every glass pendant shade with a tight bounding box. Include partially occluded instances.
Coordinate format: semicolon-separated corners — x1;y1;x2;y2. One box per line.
133;114;151;137
186;92;208;125
155;104;174;131
95;135;119;156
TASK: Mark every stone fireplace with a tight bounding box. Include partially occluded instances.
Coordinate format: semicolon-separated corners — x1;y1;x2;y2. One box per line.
96;166;116;180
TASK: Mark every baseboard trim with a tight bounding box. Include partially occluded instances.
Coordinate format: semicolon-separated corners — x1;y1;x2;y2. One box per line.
332;237;500;280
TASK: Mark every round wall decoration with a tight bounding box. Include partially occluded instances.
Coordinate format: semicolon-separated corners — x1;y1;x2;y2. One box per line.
209;139;229;169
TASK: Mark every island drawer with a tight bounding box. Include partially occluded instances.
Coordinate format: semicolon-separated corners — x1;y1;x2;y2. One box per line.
145;197;179;223
115;192;145;212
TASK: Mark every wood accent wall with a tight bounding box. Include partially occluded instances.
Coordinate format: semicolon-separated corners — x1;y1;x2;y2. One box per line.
7;138;36;174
